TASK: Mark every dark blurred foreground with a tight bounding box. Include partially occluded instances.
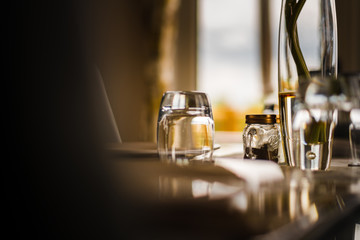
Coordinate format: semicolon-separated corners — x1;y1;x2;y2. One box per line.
6;0;127;238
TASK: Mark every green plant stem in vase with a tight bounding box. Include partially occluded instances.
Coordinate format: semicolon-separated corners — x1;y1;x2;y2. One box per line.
285;0;310;79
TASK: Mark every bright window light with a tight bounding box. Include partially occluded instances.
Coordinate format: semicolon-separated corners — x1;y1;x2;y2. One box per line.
197;0;281;132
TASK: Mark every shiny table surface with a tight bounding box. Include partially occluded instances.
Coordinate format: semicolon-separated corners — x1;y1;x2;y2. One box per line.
108;146;360;240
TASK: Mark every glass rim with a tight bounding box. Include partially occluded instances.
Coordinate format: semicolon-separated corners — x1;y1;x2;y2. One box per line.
163;90;208;95
159;90;212;114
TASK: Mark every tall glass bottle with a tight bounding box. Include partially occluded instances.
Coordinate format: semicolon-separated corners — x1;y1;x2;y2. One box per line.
278;0;337;168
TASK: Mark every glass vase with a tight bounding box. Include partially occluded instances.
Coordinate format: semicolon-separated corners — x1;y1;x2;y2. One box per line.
278;0;338;170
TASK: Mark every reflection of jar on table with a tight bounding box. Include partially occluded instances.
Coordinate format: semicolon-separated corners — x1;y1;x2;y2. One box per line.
243;114;280;163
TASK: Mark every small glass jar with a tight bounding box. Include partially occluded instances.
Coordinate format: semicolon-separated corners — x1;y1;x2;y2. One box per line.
243;114;280;162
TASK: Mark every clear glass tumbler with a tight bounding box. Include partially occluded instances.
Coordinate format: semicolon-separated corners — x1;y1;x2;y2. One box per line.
157;91;215;165
344;75;360;166
349;110;360;166
336;74;360;166
291;77;339;170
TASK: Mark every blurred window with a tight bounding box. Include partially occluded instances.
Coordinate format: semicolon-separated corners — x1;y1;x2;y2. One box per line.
197;0;281;131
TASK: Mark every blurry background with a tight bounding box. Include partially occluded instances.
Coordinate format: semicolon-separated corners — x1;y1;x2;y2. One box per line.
91;0;360;142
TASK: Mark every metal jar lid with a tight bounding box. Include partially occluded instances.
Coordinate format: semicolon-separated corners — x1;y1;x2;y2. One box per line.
245;114;278;124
